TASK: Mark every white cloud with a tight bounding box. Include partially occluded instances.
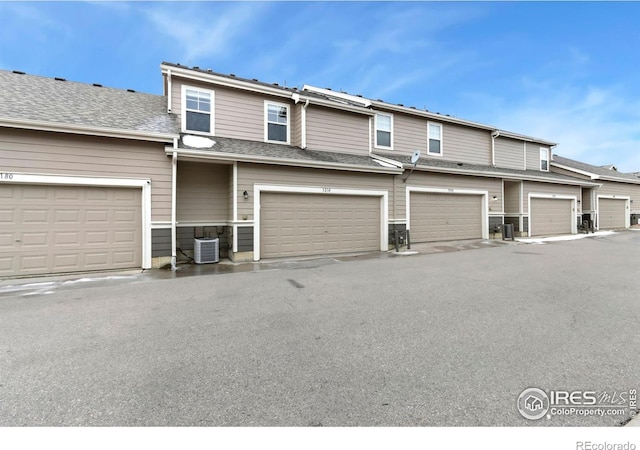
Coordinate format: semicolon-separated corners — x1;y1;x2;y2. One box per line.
141;2;268;63
491;83;640;172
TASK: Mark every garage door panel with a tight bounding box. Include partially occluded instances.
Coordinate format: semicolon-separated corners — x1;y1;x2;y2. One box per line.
261;192;380;259
1;184;142;277
530;198;572;236
599;198;626;229
410;193;483;242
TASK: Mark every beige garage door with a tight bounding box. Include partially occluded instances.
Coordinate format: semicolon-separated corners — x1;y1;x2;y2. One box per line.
530;198;572;237
0;184;142;278
260;193;380;259
409;193;483;242
598;198;626;229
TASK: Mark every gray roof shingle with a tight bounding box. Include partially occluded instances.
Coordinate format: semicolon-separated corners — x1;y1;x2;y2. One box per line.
374;151;597;185
179;135;401;171
552;155;640;183
0;70;178;136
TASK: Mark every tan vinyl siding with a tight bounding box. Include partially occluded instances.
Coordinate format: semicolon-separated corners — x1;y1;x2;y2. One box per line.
397;172;502;218
441;123;491;165
292;104;302;148
236;163;393;221
494;136;525;170
522;181;580;214
598;180;640;214
172;77;296;143
581;188;592;211
0;128;172;222
306;105;370;155
176;162;230;222
526;143;549;171
504;181;521;214
392;114;428;155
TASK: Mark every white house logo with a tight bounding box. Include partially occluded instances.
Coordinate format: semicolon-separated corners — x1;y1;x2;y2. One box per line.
517;387;550;420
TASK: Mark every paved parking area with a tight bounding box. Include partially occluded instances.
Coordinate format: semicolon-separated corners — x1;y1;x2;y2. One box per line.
1;231;639;426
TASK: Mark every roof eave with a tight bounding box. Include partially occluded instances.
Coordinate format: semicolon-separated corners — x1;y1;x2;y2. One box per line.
165;147;403;174
411;164;599;186
0;117;177;143
550;162;598;179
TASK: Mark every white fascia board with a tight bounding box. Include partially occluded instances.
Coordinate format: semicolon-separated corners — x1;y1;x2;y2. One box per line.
550;162;599;179
166;148;403;174
411;165;599;187
496;130;557;147
297;94;376;116
0;117;177;143
161;64;293;100
370;154;404;168
302;85;372;107
368;100;496;131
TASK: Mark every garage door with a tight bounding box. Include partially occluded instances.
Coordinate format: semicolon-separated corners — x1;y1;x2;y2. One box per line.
409;192;483;242
260;193;380;259
598;198;626;229
0;184;142;278
530;198;572;237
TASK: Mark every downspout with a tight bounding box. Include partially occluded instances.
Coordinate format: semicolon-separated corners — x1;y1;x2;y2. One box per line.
167;69;172;113
171;147;178;271
369;116;373;154
301;99;309;149
491;130;500;166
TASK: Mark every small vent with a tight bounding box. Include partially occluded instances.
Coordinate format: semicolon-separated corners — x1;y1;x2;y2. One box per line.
12;70;25;75
194;238;219;264
127;89;136;93
54;77;66;81
92;83;102;87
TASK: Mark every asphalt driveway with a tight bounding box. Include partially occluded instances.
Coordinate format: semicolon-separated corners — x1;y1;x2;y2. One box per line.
1;231;639;426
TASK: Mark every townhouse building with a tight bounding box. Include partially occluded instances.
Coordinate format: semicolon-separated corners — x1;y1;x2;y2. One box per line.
0;64;633;279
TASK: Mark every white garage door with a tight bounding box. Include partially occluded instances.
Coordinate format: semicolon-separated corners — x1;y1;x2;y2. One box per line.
598;198;626;229
409;192;483;242
0;184;142;278
260;193;380;259
530;198;572;237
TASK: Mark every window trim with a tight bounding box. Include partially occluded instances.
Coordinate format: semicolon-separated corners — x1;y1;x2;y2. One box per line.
540;147;549;172
374;112;393;150
264;100;291;144
181;85;215;135
427;121;443;156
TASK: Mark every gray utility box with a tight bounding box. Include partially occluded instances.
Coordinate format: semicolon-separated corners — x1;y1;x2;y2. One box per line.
194;238;219;264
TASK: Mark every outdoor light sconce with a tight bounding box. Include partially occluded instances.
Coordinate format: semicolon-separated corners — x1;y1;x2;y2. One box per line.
243;190;249;200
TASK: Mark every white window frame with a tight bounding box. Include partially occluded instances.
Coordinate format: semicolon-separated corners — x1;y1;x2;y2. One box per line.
540;147;549;171
264;100;290;144
374;112;393;149
181;85;215;135
427;121;443;156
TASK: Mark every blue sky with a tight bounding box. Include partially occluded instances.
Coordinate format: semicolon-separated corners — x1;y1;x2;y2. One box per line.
1;1;639;172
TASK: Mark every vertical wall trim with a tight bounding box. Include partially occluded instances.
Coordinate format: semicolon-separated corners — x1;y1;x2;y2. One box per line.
232;162;238;253
170;152;177;270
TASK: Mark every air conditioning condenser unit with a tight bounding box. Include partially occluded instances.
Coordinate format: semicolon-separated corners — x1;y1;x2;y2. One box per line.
194;238;219;264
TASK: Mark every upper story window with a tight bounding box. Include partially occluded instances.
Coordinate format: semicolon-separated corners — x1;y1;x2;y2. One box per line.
182;86;214;134
264;101;290;144
540;148;549;171
375;113;393;149
427;122;443;156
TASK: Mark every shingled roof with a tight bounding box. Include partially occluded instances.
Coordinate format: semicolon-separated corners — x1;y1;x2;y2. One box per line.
373;151;598;186
176;134;402;173
552;155;640;184
0;69;178;138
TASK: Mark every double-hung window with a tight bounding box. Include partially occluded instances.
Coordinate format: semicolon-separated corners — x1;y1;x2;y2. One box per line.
540;148;549;171
182;86;214;134
427;122;443;156
375;113;393;149
265;101;290;143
